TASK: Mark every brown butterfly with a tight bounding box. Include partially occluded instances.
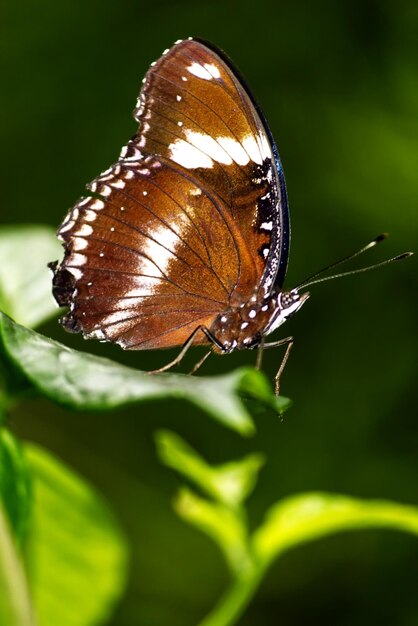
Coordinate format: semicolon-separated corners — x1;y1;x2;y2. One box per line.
50;38;411;393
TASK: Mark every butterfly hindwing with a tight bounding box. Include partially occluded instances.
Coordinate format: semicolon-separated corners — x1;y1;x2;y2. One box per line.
55;156;259;349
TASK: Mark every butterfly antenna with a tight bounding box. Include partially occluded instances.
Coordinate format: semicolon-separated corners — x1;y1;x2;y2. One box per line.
297;234;413;290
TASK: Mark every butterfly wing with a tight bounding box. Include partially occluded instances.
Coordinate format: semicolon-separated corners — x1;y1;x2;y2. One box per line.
129;38;290;294
53;155;262;349
52;38;289;350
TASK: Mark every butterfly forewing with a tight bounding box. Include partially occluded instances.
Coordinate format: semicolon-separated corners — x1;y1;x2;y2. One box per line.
126;38;289;294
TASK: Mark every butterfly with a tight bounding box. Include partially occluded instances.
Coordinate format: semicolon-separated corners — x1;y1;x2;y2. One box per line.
50;38;411;393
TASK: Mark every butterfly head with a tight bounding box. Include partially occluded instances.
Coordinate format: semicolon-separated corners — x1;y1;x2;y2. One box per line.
264;290;310;336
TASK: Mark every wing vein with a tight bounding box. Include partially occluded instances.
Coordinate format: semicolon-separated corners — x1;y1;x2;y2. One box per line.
146;69;262;166
124;314;214;348
66;265;225;305
144;96;256;181
157;156;243;301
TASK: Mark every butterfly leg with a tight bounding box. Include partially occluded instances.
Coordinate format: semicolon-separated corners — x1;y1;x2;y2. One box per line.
189;349;213;375
260;336;293;396
274;340;293;397
255;337;265;370
149;325;219;375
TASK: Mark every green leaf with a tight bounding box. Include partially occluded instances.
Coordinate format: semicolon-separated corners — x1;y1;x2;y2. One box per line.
24;443;128;626
0;312;290;435
0;326;33;418
236;368;292;416
197;493;418;626
0;428;32;546
253;492;418;567
156;430;264;506
0;506;36;626
0;226;62;329
174;487;252;575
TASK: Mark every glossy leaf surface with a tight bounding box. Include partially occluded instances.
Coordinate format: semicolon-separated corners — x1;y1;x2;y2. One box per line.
0;312;291;435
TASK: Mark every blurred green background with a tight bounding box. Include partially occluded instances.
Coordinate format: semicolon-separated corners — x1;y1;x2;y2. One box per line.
2;0;417;624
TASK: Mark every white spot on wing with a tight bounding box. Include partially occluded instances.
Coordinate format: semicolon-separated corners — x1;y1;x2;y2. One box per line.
89;328;106;340
90;199;104;210
74;223;93;237
168;138;213;169
184;130;232;164
70;253;87;267
122;147;142;161
257;132;271;162
204;63;221;78
73;238;89;251
83;210;97;222
242;134;264;165
134;226;180;279
171;131;268;168
99;185;112;197
68;267;83;281
110;179;125;189
59;221;74;234
217;136;250;165
187;62;221;80
101;311;125;326
187;62;212;80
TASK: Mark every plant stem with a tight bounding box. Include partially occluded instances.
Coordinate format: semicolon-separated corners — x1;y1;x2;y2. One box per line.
198;565;265;626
